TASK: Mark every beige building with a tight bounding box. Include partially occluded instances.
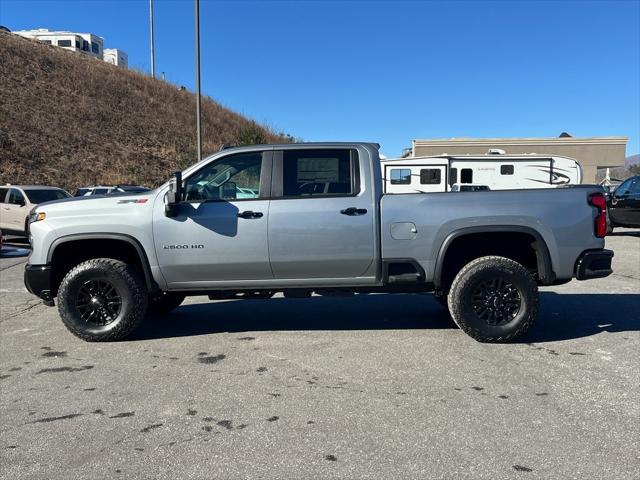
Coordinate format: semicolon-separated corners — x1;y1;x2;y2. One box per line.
411;135;628;183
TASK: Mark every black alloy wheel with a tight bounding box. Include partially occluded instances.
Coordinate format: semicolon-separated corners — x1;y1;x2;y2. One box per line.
57;258;147;341
447;256;538;343
75;279;123;326
471;277;522;326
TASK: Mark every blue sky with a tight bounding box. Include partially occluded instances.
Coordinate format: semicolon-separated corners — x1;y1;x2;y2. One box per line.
1;0;639;157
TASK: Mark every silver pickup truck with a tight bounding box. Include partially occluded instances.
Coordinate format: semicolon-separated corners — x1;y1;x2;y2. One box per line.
24;143;613;343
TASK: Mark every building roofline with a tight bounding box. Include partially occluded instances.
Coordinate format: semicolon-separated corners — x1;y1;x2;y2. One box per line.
412;136;628;148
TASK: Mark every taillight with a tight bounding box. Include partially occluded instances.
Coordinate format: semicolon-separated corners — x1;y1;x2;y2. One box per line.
589;192;607;238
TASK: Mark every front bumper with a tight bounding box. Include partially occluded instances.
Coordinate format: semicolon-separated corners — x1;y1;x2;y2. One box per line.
575;249;614;280
24;264;54;306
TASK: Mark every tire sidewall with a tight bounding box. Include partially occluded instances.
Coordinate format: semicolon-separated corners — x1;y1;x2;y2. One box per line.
450;258;538;341
58;261;144;340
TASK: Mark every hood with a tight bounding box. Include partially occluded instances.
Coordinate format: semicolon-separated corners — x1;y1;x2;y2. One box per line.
34;190;158;216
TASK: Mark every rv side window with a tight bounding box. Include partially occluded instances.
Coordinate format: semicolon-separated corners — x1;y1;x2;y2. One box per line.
449;168;457;187
420;169;441;185
461;168;473;184
500;165;514;175
390;169;411;185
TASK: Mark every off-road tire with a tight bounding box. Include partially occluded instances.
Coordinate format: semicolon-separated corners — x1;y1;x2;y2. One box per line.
57;258;148;341
148;292;185;315
448;256;538;343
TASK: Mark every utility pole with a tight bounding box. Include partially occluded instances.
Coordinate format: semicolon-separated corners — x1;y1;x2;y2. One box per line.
149;0;155;78
195;0;202;162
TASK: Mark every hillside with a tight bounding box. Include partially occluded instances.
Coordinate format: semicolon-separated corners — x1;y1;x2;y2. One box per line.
0;31;290;190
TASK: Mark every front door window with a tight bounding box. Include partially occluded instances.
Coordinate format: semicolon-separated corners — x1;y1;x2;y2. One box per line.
185;152;263;201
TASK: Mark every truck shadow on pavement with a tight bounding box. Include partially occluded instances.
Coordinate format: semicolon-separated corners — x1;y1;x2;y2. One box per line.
132;292;640;343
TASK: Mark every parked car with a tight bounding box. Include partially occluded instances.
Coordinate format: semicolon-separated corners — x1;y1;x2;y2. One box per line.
24;143;612;343
607;175;640;230
75;185;150;196
0;185;71;236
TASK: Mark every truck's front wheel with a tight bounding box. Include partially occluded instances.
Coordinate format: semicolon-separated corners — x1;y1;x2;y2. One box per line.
447;256;538;343
57;258;148;342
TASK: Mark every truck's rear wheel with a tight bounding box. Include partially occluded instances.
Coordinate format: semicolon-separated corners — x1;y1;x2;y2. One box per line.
57;258;148;341
148;292;185;315
447;256;538;343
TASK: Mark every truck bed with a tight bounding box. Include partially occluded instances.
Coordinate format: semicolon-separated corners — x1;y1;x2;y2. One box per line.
380;185;604;282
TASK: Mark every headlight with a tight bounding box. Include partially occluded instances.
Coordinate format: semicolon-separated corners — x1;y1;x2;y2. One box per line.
29;211;46;223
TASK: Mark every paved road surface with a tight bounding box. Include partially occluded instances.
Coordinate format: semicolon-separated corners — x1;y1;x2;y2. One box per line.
1;232;638;479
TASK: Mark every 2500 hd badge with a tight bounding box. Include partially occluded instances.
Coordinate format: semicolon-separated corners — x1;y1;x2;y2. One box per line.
163;244;205;250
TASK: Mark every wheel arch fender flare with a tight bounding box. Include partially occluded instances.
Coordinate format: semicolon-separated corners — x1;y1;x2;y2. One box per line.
433;225;555;289
46;233;156;291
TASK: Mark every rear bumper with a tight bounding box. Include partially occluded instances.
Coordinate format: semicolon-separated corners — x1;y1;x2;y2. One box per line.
575;249;614;280
24;264;54;306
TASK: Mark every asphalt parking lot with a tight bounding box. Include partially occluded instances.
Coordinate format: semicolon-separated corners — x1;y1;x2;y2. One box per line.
1;232;638;480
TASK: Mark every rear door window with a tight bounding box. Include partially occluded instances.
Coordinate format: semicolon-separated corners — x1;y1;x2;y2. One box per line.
282;149;357;197
0;187;8;203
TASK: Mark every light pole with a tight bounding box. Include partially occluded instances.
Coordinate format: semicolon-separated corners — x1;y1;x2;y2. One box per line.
149;0;155;78
195;0;202;162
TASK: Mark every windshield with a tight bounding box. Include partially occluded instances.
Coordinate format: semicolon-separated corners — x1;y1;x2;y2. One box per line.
24;189;71;204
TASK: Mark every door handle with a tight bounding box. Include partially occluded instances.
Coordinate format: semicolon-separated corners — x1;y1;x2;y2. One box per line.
340;207;367;216
237;210;263;219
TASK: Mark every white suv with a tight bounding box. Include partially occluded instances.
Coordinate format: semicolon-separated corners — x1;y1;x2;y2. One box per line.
75;185;150;196
0;185;71;236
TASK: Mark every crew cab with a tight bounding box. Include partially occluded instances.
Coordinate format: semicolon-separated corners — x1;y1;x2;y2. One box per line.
24;143;613;343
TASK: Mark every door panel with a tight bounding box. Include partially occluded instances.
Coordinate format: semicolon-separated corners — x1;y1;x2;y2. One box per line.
268;148;375;279
153;199;271;284
610;177;639;225
3;189;27;232
153;150;273;286
0;187;9;229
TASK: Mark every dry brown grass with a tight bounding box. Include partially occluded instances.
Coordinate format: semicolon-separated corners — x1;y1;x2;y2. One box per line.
0;31;290;190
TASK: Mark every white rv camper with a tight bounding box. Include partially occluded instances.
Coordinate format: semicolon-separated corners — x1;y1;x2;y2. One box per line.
382;154;582;193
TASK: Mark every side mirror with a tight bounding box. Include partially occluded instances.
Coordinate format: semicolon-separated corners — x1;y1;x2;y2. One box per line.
165;171;183;217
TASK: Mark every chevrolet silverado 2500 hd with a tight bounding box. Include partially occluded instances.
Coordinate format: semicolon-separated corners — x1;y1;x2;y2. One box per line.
24;143;613;342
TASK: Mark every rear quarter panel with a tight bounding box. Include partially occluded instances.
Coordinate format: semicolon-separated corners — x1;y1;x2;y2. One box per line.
380;186;605;281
